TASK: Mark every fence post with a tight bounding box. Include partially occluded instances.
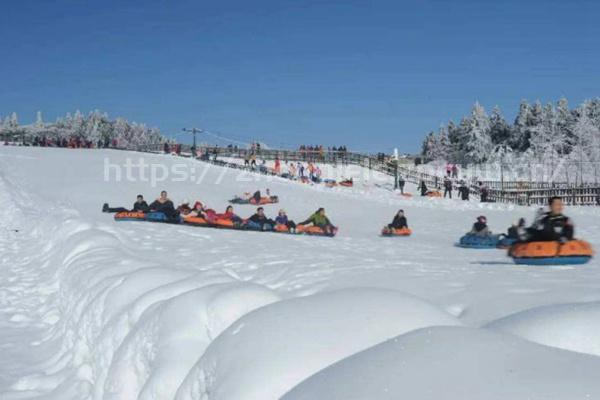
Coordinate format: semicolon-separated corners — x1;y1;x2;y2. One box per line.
394;161;399;190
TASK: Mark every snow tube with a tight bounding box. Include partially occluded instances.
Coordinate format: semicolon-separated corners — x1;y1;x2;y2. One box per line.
427;191;442;198
509;240;593;265
229;196;279;205
114;211;147;221
296;225;338;237
339;180;353;187
381;227;412;237
146;212;170;222
457;234;500;249
182;216;210;226
324;179;337;188
400;193;413;198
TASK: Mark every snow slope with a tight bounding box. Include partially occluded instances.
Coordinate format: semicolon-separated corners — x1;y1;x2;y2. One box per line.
0;146;599;399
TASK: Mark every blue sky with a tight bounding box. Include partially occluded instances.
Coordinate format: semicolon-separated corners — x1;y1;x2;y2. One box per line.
1;0;599;152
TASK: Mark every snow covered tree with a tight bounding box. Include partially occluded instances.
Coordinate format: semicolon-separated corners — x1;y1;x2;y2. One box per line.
461;102;492;164
511;100;532;151
489;106;510;146
421;131;437;160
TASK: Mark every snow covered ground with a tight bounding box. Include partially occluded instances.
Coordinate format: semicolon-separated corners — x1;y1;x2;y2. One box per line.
1;145;600;400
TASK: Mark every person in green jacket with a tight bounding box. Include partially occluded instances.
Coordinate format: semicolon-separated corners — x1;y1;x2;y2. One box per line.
299;207;335;234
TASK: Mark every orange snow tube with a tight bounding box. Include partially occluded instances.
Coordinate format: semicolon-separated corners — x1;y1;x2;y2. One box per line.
214;218;235;228
427;191;442;198
401;193;413;198
183;216;210;226
275;224;290;233
250;196;279;205
509;240;593;265
381;227;412;236
296;225;338;237
114;211;147;221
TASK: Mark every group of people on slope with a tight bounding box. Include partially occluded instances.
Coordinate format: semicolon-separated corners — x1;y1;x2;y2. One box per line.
468;196;575;243
103;191;336;234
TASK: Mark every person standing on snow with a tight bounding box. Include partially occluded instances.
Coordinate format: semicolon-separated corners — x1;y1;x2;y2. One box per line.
418;180;428;196
443;177;453;199
397;175;406;194
458;180;470;201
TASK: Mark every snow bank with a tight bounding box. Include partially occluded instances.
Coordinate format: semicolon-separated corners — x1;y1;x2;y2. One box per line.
486;301;600;357
175;288;461;400
283;326;600;400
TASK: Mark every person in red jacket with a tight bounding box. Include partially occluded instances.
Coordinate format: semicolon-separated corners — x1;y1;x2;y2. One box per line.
211;205;243;225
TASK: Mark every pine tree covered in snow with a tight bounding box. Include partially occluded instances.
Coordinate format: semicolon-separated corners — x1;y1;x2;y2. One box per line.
461;102;492;164
422;97;600;168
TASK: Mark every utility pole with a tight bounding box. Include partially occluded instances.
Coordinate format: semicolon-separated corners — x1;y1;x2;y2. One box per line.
182;128;202;157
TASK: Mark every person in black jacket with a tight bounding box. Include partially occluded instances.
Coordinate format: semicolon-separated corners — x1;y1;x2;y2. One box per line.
443;177;452;198
418;180;428;196
469;216;491;236
246;207;276;230
388;210;408;230
531;197;574;242
149;191;177;219
457;180;470;201
103;195;149;213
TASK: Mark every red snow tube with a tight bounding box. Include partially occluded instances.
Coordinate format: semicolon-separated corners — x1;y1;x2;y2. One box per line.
427;191;442;198
339;180;353;187
381;227;412;236
114;211;146;221
509;240;593;265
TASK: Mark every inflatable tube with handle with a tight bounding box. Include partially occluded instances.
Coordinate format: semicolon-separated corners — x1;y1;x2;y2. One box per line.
509;240;593;265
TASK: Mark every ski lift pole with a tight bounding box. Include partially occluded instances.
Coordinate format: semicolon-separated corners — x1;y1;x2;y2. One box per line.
182;127;202;157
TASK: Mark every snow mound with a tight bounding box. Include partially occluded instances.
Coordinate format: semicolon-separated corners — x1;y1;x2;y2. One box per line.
175;288;461;400
103;282;280;400
282;326;600;400
485;301;600;357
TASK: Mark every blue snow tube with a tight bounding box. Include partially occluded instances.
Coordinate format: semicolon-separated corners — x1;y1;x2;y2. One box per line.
146;212;169;222
457;234;500;249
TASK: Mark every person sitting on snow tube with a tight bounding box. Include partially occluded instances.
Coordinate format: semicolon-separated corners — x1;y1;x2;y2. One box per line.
275;209;297;233
189;201;207;218
177;199;193;216
149;191;178;219
388;209;408;230
469;216;491;237
212;205;243;226
245;207;276;231
507;218;527;240
529;197;574;243
103;194;149;213
252;190;262;204
298;208;336;235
